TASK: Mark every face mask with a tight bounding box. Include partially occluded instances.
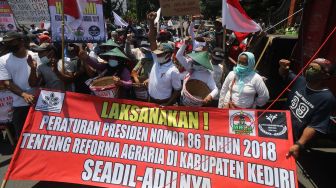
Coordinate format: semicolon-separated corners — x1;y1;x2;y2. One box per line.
40;56;50;64
305;67;323;82
108;59;119;67
234;64;249;76
157;55;169;64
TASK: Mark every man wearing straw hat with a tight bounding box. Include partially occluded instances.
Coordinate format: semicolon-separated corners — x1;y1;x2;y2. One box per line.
147;12;182;106
176;39;218;106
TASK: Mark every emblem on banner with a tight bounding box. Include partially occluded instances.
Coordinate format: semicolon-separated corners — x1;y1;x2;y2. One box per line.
35;90;65;113
88;25;100;37
229;110;256;136
258;112;288;139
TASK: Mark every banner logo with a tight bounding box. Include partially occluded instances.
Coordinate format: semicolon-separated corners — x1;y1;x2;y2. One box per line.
258;112;288;139
229;110;256;136
88;25;100;37
35;90;65;113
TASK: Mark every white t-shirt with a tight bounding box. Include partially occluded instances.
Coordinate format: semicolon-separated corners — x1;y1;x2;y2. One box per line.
148;54;182;100
218;71;269;109
0;51;41;107
0;90;13;123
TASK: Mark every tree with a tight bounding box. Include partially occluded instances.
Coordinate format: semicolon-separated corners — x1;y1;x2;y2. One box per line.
200;0;222;20
130;0;160;22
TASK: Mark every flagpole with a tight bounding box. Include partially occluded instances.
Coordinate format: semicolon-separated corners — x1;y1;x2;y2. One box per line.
220;25;227;84
61;0;65;74
1;179;7;188
223;25;226;50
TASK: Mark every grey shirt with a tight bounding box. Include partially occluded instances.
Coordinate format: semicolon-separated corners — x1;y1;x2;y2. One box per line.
38;64;64;90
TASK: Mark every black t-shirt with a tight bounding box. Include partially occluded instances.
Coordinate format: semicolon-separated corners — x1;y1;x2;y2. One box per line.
287;72;336;140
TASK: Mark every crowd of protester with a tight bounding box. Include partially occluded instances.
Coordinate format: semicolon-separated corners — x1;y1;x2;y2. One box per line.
0;12;335;159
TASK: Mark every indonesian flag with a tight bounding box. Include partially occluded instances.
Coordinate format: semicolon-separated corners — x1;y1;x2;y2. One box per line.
222;0;261;33
64;0;85;29
112;11;129;27
64;0;81;19
234;31;250;43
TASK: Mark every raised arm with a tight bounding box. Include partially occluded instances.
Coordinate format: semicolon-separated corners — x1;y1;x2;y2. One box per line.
147;12;158;51
176;38;193;71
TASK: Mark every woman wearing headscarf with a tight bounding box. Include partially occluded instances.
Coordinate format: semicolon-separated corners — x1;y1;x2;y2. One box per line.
218;52;269;109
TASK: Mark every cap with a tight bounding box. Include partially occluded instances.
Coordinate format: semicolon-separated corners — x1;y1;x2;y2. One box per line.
31;43;53;52
31;43;55;52
313;58;336;74
215;18;222;23
100;48;129;60
153;43;174;55
211;48;225;61
159;30;168;35
38;34;51;43
2;31;24;42
187;51;213;71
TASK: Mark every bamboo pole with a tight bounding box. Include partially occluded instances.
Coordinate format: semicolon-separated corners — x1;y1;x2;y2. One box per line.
1;179;7;188
220;25;227;84
254;37;271;70
222;25;226;50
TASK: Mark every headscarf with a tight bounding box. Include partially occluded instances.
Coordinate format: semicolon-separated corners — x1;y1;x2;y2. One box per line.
233;52;256;93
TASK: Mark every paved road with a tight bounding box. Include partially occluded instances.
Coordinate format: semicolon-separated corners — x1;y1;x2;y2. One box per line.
1;136;335;188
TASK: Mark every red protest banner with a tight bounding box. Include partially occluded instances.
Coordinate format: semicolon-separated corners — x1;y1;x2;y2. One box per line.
4;90;298;188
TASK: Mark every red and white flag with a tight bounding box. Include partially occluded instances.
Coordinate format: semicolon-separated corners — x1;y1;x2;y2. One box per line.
64;0;85;29
222;0;261;33
64;0;81;19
